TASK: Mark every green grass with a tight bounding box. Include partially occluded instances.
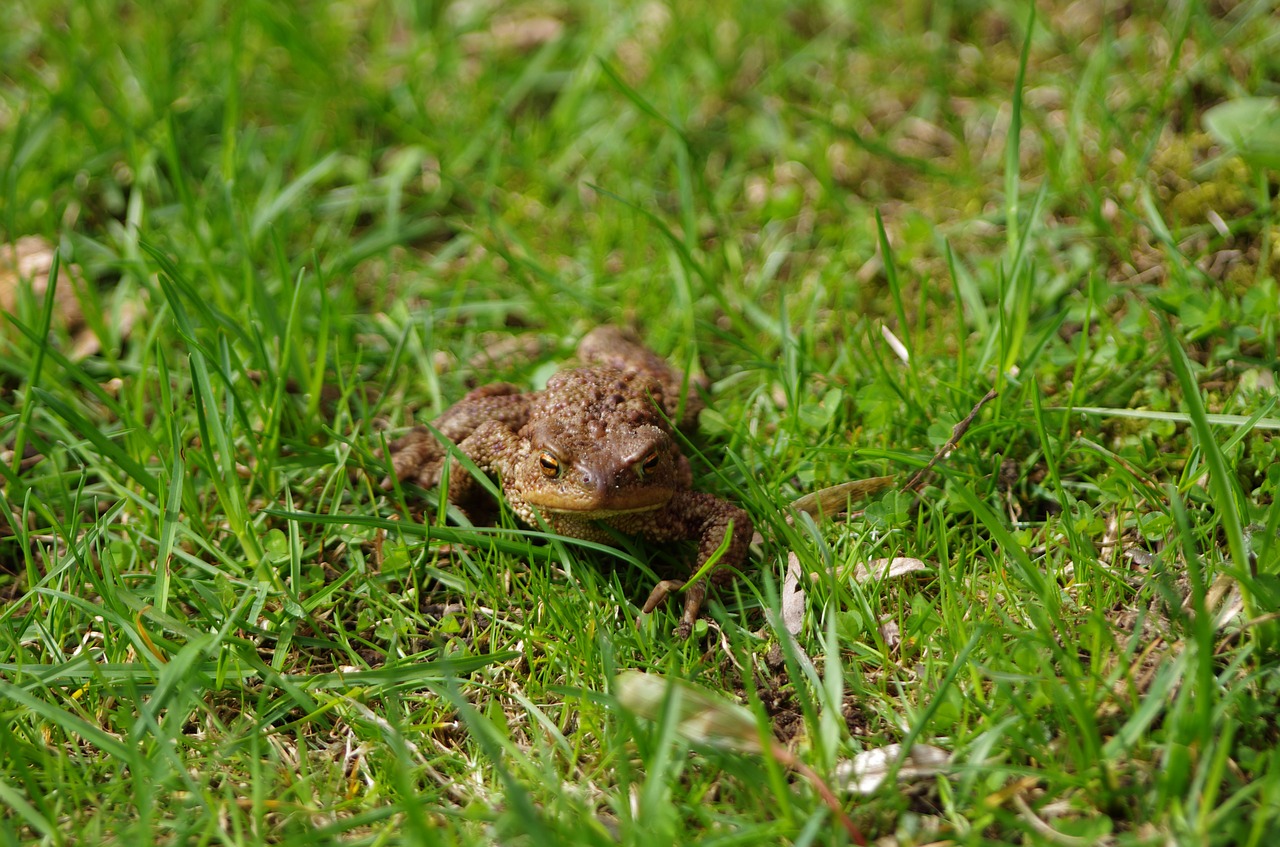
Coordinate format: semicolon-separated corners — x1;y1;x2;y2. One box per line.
3;0;1280;844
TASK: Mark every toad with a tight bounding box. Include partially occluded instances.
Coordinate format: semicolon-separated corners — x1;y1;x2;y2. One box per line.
381;326;752;637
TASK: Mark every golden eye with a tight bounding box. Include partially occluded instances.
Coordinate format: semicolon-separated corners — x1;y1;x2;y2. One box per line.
640;451;660;473
538;451;560;477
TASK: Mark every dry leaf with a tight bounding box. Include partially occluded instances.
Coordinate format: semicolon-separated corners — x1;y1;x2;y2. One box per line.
0;443;43;471
616;670;868;844
879;323;910;364
781;552;806;636
835;743;951;794
0;236;84;326
615;670;762;754
845;556;932;584
790;475;895;520
0;235;136;360
1205;573;1244;630
877;617;901;650
462;15;563;54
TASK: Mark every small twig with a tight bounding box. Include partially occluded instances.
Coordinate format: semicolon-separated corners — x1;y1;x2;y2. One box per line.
769;741;868;845
903;387;998;492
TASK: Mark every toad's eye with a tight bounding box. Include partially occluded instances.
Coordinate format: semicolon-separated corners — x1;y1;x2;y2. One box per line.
538;451;560;477
640;450;661;473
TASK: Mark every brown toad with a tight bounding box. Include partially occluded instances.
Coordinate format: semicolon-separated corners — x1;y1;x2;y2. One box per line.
382;326;752;637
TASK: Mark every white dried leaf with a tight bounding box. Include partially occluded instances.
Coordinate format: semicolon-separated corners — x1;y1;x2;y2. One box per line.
462;15;563;54
877;617;901;650
879;322;910;364
835;743;951;794
1207;573;1244;630
781;552;806;636
0;235;137;360
789;476;895;520
849;557;931;583
614;671;762;754
1124;546;1156;567
0;236;83;324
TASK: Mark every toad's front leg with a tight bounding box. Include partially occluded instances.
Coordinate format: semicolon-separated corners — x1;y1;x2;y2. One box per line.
626;491;753;637
379;383;528;489
431;418;527;509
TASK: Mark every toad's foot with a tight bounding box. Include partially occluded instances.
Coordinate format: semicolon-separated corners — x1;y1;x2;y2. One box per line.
376;427;445;489
378;382;530;489
638;578;708;639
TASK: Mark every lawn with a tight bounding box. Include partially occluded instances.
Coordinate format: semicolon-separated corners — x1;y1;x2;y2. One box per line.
2;0;1279;844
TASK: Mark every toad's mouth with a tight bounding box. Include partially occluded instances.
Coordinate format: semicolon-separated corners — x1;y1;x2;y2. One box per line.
522;489;673;515
540;502;667;518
